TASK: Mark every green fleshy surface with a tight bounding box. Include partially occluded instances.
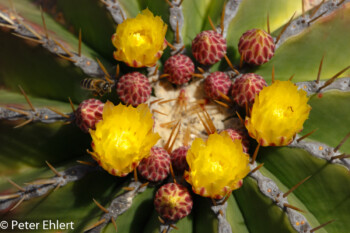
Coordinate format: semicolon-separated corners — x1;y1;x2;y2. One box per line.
0;29;89;103
224;0;301;65
1;0;103;60
258;146;350;233
234;177;296;233
119;0;141;18
0;90;75;111
226;195;249;233
0;167;121;233
0;120;90;173
143;208;193;233
302;91;350;153
0;0;111;102
193;196;218;233
56;0;117;61
181;0;214;45
256;3;350;83
0;90;90;173
111;187;155;233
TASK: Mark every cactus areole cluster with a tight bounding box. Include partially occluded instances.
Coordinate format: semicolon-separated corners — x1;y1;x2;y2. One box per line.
77;7;313;226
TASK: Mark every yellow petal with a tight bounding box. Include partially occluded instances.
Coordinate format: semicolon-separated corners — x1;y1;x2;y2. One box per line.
185;132;250;199
245;80;311;146
112;9;168;67
89;102;160;176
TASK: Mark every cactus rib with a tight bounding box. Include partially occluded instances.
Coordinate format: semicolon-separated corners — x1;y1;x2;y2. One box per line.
289;134;350;170
221;0;243;38
0;164;98;211
0;10;104;77
275;0;350;48
211;201;233;233
169;0;185;53
296;77;350;95
249;162;313;233
100;0;127;24
85;181;147;233
0;86;74;125
160;223;177;233
0;107;73;124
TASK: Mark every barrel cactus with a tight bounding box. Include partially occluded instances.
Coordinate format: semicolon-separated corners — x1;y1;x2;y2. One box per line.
0;0;350;233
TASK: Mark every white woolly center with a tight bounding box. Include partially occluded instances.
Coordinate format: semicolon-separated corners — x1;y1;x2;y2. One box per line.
148;79;242;149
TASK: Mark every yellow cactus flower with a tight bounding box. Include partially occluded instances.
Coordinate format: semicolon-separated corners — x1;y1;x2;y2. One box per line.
112;8;167;67
89;101;160;176
185;132;250;199
245;80;311;146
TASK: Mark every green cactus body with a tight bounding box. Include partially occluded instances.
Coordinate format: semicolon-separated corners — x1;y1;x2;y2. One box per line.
0;1;350;233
